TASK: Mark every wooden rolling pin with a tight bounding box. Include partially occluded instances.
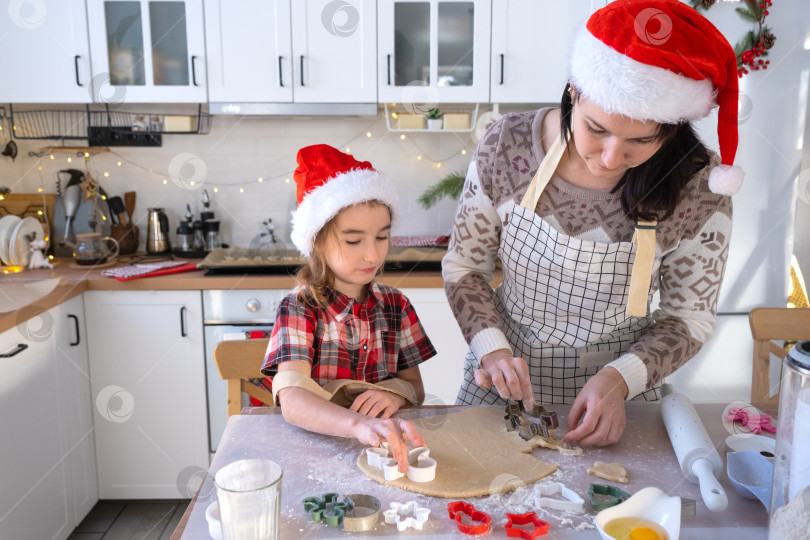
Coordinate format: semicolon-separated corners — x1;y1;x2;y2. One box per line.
661;391;728;512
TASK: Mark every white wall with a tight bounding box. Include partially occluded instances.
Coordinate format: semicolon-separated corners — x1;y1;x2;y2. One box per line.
1;111;475;249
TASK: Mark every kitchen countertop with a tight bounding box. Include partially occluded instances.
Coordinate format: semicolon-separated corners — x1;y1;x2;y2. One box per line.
1;256;482;334
171;403;772;539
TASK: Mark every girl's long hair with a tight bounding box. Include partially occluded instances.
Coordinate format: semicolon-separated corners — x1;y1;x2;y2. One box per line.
560;83;712;222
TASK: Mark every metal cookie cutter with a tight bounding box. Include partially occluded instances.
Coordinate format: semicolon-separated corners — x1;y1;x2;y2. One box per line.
588;484;631;512
365;445;437;483
447;501;491;535
533;482;585;513
342;494;382;532
504;401;559;440
505;512;551;539
302;493;353;526
383;500;431;531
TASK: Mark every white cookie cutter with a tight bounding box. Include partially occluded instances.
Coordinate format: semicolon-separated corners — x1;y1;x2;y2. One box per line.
365;445;437;483
383;501;431;531
533;482;585;513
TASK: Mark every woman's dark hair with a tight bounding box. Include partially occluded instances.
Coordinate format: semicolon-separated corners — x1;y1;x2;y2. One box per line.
560;83;711;222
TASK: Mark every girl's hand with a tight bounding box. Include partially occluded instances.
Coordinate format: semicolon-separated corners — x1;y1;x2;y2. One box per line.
563;367;628;446
353;418;426;473
350;390;407;418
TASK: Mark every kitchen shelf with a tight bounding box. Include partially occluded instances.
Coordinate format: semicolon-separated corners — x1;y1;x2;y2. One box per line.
384;103;479;133
8;104;213;141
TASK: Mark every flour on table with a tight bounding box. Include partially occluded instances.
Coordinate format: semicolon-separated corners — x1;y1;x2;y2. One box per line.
587;461;629;483
770;484;810;538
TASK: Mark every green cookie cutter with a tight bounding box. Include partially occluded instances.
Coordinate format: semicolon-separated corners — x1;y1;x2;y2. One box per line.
302;493;354;526
588;483;631;512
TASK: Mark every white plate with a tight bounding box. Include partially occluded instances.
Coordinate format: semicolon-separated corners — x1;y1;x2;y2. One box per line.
725;433;776;456
9;217;47;267
0;215;22;265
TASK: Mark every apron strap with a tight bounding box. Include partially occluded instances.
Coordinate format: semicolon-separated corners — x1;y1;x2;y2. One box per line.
626;218;658;317
520;134;567;210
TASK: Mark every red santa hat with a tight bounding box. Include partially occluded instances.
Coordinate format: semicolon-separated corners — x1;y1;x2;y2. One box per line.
290;144;398;256
570;0;743;195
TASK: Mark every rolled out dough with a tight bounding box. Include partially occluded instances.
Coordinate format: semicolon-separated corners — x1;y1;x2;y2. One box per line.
357;407;561;498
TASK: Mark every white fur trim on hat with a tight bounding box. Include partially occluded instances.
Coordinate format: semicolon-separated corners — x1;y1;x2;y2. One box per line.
570;31;716;123
708;164;744;196
290;168;399;257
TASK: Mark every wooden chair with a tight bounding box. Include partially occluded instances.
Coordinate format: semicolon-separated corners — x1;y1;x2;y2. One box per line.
749;307;810;405
213;338;273;417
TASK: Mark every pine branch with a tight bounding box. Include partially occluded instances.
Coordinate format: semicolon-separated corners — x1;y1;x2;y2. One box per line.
735;6;760;22
418;172;465;209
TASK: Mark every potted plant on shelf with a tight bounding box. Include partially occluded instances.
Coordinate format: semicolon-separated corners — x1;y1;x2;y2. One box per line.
425;107;443;130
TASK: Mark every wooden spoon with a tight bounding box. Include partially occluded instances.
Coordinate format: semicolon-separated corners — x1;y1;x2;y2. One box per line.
124;191;136;226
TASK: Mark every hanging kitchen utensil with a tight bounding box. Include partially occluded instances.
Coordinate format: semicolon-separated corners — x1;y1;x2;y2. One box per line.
108;196;127;226
124;191;136;225
58;169;84;246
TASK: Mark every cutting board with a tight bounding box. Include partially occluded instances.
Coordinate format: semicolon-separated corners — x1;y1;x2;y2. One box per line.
0;193;55;240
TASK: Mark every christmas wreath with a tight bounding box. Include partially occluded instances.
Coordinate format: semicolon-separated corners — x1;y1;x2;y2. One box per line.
690;0;775;78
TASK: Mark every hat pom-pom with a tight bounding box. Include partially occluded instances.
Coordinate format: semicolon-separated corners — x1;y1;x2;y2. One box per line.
708;164;744;195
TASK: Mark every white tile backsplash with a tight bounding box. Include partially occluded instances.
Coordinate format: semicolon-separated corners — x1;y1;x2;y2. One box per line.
2;110;478;249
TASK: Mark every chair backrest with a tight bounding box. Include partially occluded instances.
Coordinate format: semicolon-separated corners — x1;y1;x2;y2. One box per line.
213;338;273;418
749;308;810;405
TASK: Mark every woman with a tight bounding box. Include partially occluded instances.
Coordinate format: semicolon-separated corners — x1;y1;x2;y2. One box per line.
442;0;742;446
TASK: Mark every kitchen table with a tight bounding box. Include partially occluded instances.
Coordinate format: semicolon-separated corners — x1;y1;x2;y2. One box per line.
172;403;772;539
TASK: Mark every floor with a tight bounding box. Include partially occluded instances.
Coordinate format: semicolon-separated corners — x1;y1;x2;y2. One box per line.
67;500;190;540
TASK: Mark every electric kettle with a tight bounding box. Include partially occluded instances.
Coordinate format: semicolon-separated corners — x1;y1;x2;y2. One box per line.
146;208;171;254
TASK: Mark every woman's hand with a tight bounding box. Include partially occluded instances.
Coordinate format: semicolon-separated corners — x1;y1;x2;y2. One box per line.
474;349;535;410
563;367;628;446
353;417;426;473
350;390;407;419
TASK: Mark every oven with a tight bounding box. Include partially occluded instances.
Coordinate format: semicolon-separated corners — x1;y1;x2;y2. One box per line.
202;289;287;455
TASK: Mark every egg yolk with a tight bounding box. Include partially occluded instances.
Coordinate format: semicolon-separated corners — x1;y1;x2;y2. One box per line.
629;527;663;540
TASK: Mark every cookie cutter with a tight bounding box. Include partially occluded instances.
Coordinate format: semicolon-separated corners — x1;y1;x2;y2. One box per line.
447;501;491;535
302;493;353;526
342;494;382;532
365;445;437;483
504;401;559;440
588;484;631;512
505;512;551;539
383;500;431;531
533;482;585;513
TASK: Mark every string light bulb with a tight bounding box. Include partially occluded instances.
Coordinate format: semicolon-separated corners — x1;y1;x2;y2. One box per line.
213;187;218;193
461;149;467;155
366;132;372;138
400;134;406;140
163;179;168;184
104;172;109;177
239;187;244;193
117;161;122;166
67;157;72;163
285;178;290;183
258;177;263;183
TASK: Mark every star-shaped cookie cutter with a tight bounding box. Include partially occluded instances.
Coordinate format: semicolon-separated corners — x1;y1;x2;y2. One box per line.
382;500;431;531
588;483;631;512
447;501;491;535
301;493;353;526
533;482;585;513
504;402;559;440
505;512;551;539
365;445;437;482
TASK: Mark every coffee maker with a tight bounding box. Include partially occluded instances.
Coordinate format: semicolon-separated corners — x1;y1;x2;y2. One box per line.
146;208;171;254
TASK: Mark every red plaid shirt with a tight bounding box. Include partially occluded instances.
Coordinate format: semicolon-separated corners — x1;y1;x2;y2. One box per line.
261;282;436;385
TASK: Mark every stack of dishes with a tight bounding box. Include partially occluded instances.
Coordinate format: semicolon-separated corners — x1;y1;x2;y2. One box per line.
0;215;49;268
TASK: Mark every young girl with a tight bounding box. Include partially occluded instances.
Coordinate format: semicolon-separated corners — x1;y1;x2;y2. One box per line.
261;144;436;472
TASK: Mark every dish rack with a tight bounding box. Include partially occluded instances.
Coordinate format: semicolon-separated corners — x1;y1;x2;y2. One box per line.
8;104;212;142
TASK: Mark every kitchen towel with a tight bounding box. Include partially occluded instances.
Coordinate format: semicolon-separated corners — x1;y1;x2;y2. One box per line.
102;261;198;281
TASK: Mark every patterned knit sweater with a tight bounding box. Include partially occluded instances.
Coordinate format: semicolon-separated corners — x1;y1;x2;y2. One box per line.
442;109;733;399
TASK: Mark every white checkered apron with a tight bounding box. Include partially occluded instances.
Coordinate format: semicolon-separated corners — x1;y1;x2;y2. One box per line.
456;136;660;406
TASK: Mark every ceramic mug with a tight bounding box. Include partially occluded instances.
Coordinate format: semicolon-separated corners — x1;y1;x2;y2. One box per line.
73;232;119;265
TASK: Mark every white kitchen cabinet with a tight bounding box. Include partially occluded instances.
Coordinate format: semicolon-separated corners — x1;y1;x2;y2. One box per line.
490;0;604;103
53;295;98;528
86;0;207;103
0;0;92;103
85;290;208;499
400;288;469;405
378;0;491;104
205;0;376;105
0;312;72;540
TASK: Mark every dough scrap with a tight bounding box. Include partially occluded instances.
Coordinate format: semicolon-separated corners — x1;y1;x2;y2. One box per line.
587;461;629;483
537;433;584;456
357;407;561;498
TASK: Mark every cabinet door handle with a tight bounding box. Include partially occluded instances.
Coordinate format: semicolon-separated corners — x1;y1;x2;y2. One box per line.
180;306;187;337
74;55;83;87
299;55;305;86
387;54;391;85
0;344;28;358
499;54;504;85
278;56;284;87
68;314;80;346
191;55;199;86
